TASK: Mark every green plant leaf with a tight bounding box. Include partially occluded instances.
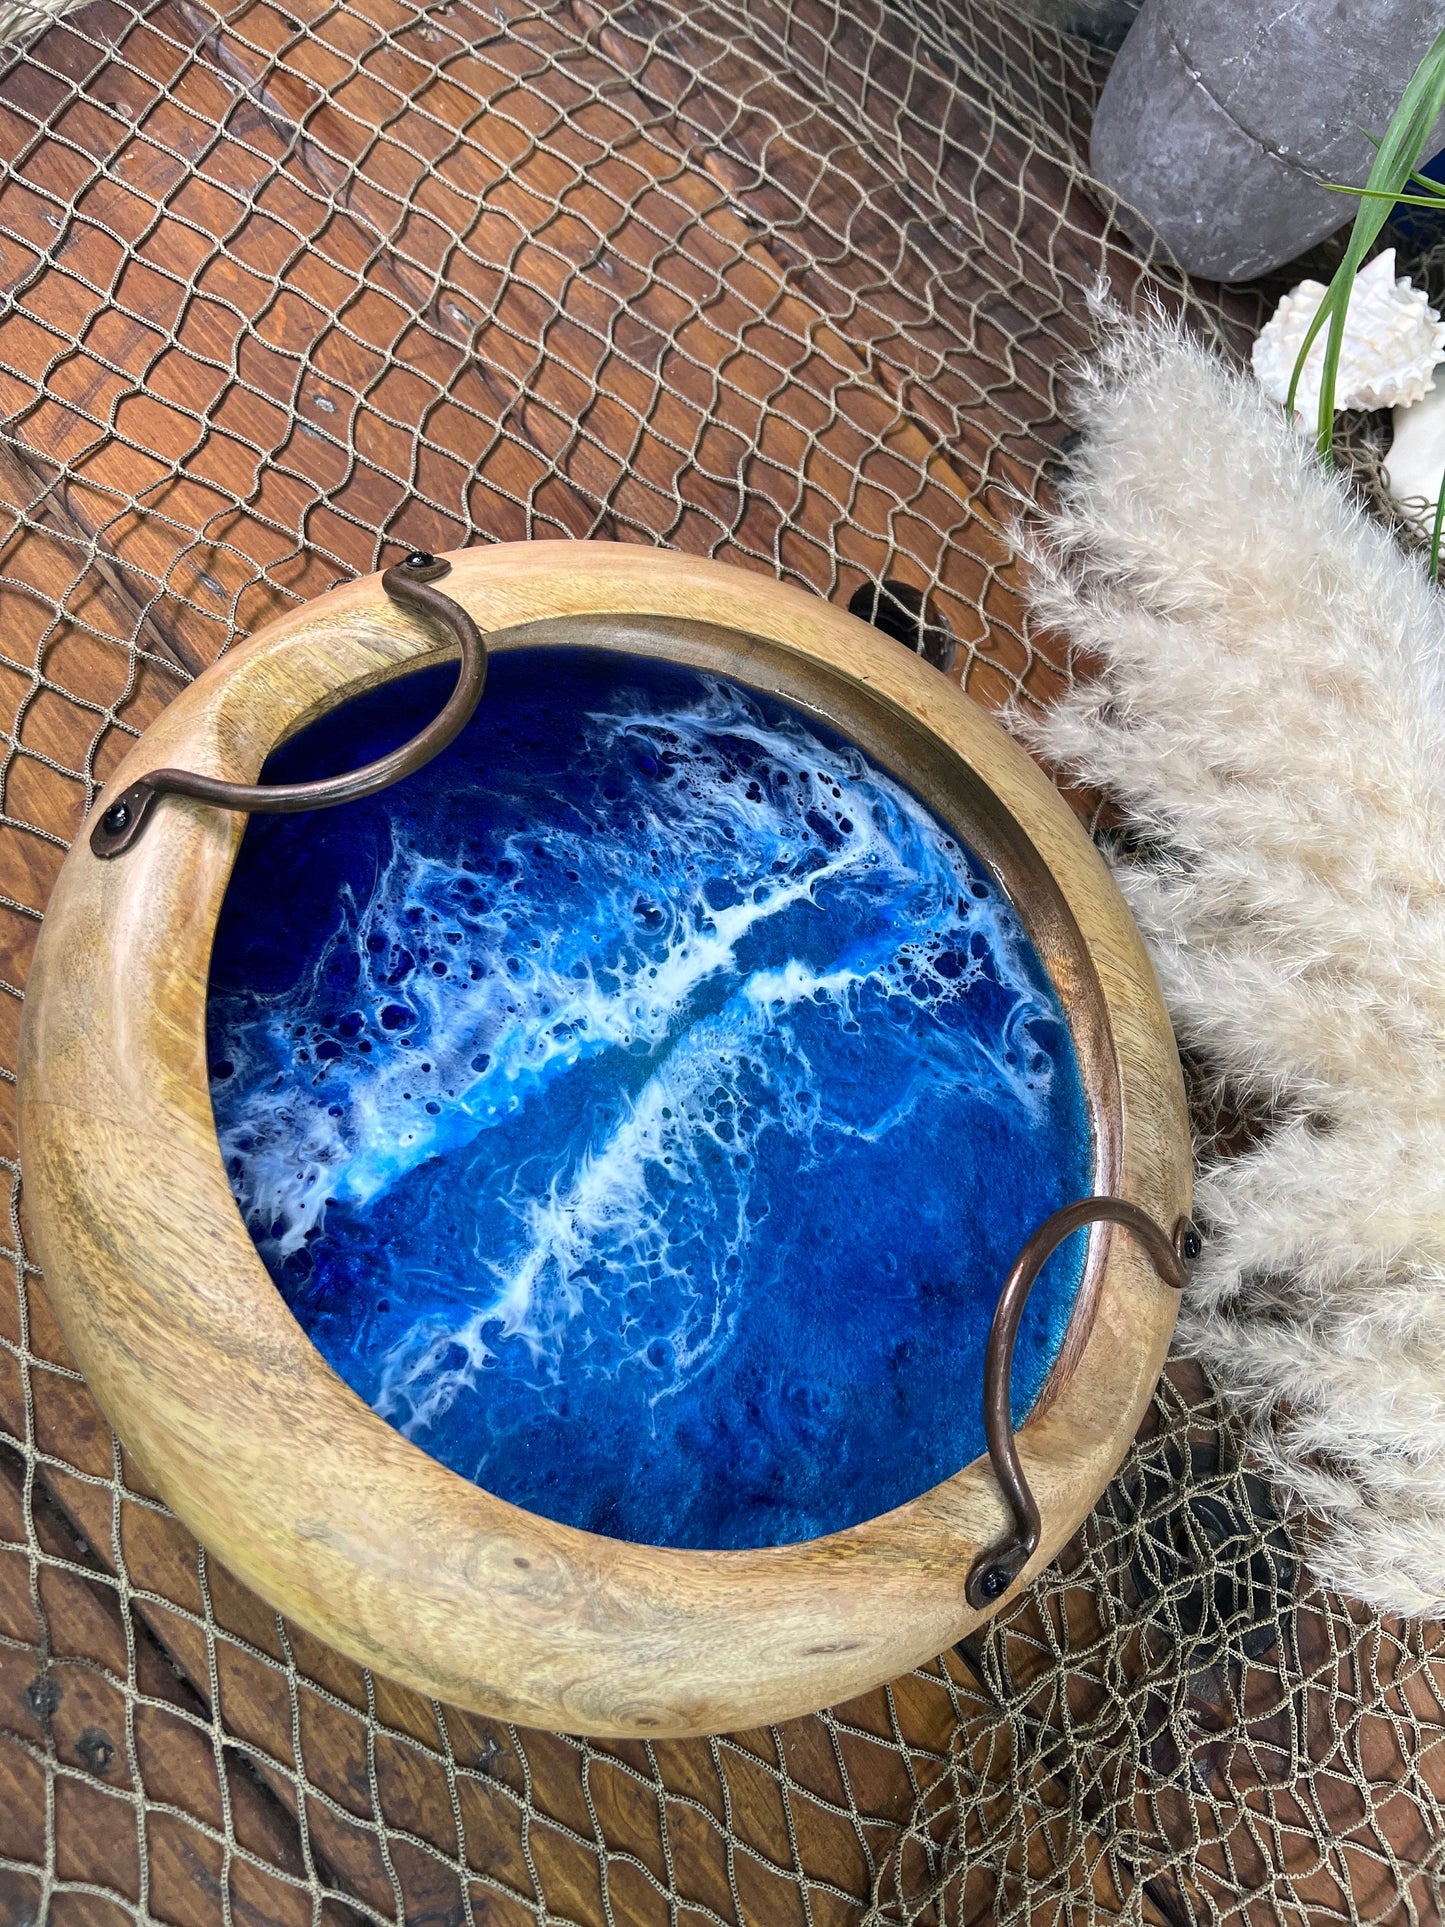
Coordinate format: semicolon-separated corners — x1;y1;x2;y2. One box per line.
1287;29;1445;457
1323;184;1445;208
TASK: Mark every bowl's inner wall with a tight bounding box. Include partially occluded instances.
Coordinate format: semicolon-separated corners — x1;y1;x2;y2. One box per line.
206;647;1093;1549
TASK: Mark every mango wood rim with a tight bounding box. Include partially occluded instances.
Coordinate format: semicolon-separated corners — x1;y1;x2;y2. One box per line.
18;545;1189;1737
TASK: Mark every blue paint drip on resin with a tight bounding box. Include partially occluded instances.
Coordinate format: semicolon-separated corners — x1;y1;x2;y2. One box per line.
207;649;1092;1550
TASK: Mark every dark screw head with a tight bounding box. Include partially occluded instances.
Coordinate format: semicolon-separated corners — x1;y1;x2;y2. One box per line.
101;801;131;835
77;1725;116;1775
979;1564;1008;1600
1178;1219;1203;1265
404;550;436;570
24;1671;61;1723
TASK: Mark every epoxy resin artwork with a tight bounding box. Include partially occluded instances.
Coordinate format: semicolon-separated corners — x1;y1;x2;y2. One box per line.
208;649;1093;1550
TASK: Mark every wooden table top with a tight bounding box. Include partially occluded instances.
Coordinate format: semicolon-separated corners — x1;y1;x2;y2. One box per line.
11;1;1419;1922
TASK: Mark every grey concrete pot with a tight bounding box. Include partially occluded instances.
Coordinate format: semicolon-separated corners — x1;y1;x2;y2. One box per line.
1090;0;1445;282
1001;0;1142;48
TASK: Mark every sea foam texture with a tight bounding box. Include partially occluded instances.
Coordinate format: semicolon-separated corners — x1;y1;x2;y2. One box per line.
210;658;1089;1548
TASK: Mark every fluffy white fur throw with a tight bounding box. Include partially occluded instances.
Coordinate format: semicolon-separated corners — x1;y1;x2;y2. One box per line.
1022;306;1445;1617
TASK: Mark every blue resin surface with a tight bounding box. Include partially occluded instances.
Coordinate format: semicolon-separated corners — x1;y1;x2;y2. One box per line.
207;648;1092;1550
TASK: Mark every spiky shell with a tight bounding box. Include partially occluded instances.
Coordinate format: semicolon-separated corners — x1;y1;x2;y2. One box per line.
1251;250;1445;418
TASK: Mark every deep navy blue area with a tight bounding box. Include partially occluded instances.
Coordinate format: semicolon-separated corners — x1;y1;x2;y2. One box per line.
207;648;1092;1550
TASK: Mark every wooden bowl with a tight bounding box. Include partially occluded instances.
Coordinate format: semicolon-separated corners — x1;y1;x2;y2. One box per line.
17;544;1189;1738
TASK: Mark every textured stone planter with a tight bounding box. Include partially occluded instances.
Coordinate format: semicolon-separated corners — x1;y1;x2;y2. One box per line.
1092;0;1445;281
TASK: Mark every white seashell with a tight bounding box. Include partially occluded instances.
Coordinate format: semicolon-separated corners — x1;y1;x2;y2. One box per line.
1251;250;1445;419
1387;367;1445;520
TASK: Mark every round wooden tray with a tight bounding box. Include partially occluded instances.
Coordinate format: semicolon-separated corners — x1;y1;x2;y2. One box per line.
16;543;1189;1737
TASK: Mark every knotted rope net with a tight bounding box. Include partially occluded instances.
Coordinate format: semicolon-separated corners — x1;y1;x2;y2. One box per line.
1;0;1442;1920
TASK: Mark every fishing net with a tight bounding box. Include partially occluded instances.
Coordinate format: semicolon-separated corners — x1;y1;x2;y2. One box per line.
2;0;1443;1919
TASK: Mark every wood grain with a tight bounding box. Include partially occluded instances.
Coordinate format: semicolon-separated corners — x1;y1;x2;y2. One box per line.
18;543;1189;1737
0;1431;351;1927
0;0;1109;712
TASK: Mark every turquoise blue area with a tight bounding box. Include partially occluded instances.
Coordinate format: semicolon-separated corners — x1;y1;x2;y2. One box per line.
206;648;1092;1550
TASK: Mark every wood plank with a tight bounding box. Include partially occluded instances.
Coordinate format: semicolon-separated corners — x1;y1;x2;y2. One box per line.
0;0;1081;709
3;1351;976;1920
968;1361;1445;1927
0;1433;352;1925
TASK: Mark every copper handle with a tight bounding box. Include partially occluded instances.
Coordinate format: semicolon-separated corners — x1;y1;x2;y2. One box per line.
964;1198;1199;1611
90;553;486;859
